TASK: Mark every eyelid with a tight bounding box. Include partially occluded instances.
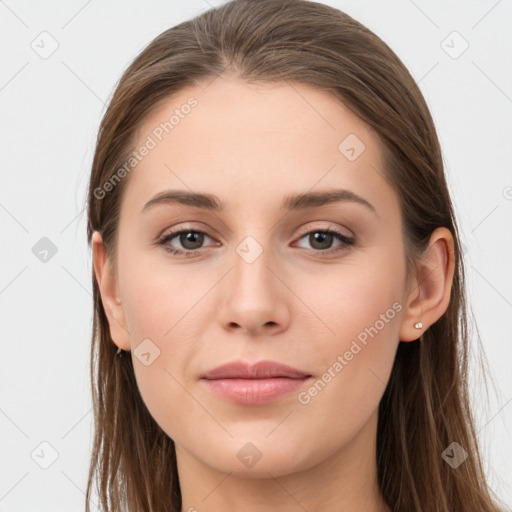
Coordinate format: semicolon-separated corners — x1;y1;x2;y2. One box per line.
295;221;353;239
157;221;356;257
157;221;212;238
158;222;352;243
157;225;217;248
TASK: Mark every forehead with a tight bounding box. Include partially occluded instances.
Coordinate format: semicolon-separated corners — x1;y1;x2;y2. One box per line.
121;76;395;218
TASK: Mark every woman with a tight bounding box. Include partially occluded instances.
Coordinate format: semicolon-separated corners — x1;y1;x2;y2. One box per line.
85;0;504;510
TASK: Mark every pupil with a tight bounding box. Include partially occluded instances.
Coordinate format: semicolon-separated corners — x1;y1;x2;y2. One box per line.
181;232;203;249
311;232;332;250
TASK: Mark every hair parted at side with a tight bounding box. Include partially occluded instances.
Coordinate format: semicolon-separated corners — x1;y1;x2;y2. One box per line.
85;1;503;510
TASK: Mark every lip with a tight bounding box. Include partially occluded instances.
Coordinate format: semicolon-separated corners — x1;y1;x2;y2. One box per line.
201;360;311;380
200;360;312;405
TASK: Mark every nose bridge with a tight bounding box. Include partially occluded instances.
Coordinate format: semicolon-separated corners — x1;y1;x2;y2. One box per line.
215;228;290;334
230;231;277;301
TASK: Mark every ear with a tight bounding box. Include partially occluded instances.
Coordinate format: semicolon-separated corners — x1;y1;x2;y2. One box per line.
399;227;456;342
91;230;131;351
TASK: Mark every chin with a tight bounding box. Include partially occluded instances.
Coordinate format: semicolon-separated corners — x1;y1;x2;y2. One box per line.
195;436;316;478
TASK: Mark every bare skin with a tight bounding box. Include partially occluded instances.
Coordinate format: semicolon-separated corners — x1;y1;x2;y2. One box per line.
92;74;455;512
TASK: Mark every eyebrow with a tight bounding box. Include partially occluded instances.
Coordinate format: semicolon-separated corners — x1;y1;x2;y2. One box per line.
141;188;377;216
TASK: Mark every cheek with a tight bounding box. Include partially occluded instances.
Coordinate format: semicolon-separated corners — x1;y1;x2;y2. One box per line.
131;351;198;437
118;256;212;426
118;253;208;341
120;263;203;440
294;250;404;347
293;250;404;408
290;287;401;461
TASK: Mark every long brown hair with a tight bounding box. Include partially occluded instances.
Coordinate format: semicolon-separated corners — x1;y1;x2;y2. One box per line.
85;1;503;510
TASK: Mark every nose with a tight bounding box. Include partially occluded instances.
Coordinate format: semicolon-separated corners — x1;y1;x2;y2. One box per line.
216;244;291;337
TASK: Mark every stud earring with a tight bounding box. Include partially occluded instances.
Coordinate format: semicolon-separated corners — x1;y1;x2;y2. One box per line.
414;322;423;329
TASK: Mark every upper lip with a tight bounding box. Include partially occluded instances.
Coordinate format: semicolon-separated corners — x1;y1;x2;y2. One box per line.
201;360;311;380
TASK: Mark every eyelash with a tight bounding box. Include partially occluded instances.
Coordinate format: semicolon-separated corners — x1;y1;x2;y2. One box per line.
157;226;355;257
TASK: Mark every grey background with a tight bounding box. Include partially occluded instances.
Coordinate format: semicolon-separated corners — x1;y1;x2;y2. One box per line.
0;0;511;510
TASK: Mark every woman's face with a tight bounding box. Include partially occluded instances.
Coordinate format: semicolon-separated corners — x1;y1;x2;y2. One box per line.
98;76;415;478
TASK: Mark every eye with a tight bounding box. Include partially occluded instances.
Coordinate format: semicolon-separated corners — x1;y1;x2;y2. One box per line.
157;228;216;256
294;227;355;254
157;226;355;257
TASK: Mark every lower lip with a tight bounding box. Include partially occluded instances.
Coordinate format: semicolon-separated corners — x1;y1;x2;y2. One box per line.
202;377;310;405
